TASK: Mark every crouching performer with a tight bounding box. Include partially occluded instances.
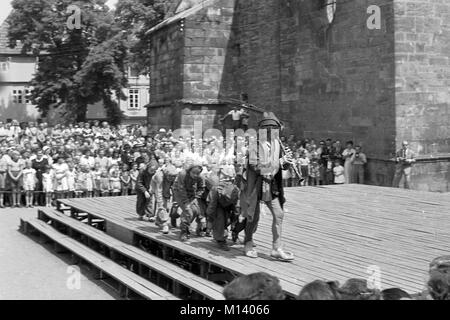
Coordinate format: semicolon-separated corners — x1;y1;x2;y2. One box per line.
135;161;158;221
240;112;294;261
206;165;240;251
149;165;173;234
173;161;207;242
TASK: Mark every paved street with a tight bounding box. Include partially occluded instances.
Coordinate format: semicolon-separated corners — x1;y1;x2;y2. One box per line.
0;208;118;300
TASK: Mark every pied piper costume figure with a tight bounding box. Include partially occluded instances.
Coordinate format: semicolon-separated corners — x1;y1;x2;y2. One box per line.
173;160;207;242
240;112;294;261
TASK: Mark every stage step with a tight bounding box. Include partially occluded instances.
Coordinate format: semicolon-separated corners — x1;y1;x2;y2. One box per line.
20;216;178;300
55;198;300;298
37;208;224;300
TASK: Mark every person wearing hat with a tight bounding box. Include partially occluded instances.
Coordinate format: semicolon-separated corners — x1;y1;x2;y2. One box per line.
172;158;206;242
135;160;159;221
240;112;294;261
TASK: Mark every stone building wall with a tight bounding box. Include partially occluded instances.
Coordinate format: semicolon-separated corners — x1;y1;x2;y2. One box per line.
148;0;238;131
393;0;450;191
149;22;185;107
394;0;450;156
232;0;396;159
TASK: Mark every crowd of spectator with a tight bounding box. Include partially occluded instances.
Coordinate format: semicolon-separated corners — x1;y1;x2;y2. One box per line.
280;135;367;187
0;119;369;209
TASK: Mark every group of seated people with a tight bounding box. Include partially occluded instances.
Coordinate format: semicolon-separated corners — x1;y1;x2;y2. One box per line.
223;255;450;300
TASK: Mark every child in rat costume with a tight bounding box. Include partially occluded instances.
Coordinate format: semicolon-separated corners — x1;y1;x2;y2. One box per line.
172;159;206;242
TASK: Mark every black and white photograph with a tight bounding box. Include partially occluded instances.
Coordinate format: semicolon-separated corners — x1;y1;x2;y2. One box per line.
0;0;449;308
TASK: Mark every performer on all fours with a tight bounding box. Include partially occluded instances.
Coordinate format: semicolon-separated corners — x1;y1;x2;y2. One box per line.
240;112;294;262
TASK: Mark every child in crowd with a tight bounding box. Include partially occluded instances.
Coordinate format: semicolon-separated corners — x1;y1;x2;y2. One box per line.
22;160;37;208
309;157;320;186
282;164;292;188
120;164;131;196
297;151;310;187
85;166;94;197
333;160;345;185
92;163;102;197
99;171;110;197
130;163;139;195
74;166;85;198
53;157;68;200
110;169;121;196
0;150;8;208
66;162;77;198
42;165;54;207
7;151;24;207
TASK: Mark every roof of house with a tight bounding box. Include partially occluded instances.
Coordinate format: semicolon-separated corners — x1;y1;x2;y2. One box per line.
146;0;214;35
0;15;25;55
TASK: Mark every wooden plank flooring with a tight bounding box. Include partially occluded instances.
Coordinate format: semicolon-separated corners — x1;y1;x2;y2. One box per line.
59;184;450;296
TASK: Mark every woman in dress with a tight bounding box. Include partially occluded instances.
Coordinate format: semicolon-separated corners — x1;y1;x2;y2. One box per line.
109;169;121;196
53;157;69;200
22;160;37;208
342;141;356;184
42;165;54;207
66;162;77;198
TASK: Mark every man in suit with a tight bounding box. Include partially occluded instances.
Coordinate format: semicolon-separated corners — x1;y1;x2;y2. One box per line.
392;141;416;189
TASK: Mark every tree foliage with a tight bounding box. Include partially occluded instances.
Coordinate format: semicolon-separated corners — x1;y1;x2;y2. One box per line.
114;0;178;75
7;0;127;124
6;0;179;124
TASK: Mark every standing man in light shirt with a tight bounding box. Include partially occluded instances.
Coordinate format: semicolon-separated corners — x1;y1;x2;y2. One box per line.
392;141;416;189
220;106;243;131
350;145;367;184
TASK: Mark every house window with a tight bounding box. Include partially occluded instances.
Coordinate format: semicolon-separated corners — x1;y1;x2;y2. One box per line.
25;89;32;104
128;89;140;109
12;89;23;104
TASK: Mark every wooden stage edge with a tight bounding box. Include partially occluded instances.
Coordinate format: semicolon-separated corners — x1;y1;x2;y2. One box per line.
58;184;450;297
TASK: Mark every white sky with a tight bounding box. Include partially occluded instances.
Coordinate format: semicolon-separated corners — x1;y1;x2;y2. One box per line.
0;0;118;25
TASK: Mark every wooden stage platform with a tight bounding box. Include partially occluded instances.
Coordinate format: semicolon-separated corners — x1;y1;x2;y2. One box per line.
57;184;450;297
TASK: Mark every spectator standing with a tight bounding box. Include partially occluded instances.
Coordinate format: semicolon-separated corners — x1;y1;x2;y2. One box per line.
7;151;25;207
31;150;49;207
22;160;37;208
42;165;54;207
0;148;8;208
333;160;345;184
342;141;355;184
297;151;310;186
392;141;416;189
350;146;367;184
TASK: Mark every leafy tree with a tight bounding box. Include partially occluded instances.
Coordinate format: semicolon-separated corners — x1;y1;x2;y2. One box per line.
114;0;178;75
7;0;127;124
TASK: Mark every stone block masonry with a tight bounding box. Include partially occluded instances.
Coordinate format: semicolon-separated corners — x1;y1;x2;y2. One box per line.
147;0;450;191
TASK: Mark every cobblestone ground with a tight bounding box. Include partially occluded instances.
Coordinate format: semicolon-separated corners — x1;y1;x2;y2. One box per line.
0;208;118;300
